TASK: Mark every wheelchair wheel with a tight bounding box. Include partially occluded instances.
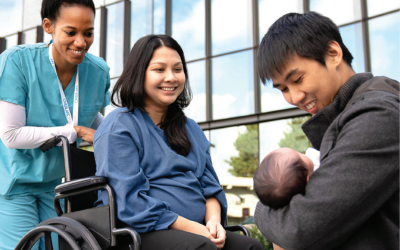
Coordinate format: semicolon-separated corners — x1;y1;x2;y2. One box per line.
15;217;101;250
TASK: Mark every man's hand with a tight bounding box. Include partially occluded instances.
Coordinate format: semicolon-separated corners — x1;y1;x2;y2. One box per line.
74;126;96;144
206;219;226;249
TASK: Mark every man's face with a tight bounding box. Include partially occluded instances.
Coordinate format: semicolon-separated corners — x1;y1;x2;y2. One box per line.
271;55;342;115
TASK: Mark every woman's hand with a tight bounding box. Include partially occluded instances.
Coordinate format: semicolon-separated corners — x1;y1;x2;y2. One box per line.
169;216;215;241
206;219;226;249
74;126;96;144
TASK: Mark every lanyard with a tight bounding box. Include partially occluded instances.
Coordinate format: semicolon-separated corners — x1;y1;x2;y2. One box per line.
48;43;79;126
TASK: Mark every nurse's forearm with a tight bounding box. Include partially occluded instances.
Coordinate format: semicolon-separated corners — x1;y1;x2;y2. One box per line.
0;100;77;149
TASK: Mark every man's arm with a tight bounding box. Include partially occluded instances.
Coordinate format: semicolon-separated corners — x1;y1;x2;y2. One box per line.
255;96;399;250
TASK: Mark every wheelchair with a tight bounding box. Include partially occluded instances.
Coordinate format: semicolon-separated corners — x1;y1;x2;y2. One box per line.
15;135;251;250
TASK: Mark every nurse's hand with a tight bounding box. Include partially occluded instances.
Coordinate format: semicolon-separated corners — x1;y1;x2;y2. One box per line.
74;126;96;144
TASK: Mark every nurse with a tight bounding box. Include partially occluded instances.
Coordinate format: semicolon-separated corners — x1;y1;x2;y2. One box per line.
0;0;109;249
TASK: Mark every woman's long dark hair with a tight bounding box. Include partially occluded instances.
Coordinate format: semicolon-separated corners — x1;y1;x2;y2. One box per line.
111;35;193;156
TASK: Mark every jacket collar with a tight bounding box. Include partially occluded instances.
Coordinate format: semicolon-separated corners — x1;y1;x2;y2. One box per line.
302;73;374;150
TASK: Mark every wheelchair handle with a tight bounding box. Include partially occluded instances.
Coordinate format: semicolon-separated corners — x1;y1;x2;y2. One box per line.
40;136;72;182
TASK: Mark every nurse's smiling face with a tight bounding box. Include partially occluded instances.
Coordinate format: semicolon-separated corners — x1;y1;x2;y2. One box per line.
43;5;94;68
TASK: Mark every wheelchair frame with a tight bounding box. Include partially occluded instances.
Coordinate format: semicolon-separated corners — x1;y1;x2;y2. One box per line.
15;135;250;250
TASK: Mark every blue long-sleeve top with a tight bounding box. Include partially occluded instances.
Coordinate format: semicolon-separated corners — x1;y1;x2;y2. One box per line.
93;107;227;233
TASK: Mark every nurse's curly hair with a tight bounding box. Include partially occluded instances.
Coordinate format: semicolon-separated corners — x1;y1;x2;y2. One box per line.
41;0;96;22
112;35;193;156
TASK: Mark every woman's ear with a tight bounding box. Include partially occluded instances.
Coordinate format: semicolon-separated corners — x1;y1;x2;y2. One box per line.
326;41;343;69
42;18;53;34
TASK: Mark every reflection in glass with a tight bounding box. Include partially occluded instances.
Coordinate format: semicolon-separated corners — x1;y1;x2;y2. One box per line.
153;0;165;34
185;60;206;122
258;0;303;42
105;78;119;116
210;125;259;224
21;28;37;45
367;0;400;17
310;0;361;26
212;51;254;120
106;2;124;78
23;0;42;30
88;8;101;57
261;80;295;113
5;34;18;50
369;12;400;81
172;0;205;61
0;0;23;37
131;0;152;46
259;116;311;163
211;0;252;55
339;23;365;73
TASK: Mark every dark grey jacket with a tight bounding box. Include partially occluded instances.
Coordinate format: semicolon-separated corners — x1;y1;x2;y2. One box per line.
254;73;399;250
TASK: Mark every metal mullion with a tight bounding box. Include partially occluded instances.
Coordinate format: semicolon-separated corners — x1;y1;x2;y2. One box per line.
360;0;371;73
205;0;212;121
198;108;308;130
303;0;310;13
100;6;108;60
0;38;5;53
123;0;131;65
366;9;400;20
165;0;172;35
17;32;23;45
36;26;44;43
252;0;260;114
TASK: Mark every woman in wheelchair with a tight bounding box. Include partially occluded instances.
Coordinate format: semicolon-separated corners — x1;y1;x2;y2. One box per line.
93;35;263;250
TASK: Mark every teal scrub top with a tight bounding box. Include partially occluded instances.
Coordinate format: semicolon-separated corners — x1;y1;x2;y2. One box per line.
0;42;110;198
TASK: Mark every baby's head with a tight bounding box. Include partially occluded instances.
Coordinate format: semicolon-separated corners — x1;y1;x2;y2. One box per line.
254;148;314;209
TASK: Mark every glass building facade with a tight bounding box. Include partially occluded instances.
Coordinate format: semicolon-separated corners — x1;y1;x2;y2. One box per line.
1;0;399;225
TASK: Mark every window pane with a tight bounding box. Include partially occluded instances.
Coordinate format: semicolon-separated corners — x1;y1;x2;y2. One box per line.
369;12;400;81
44;31;52;43
210;124;259;224
4;34;18;50
105;0;120;4
339;23;365;73
185;60;206;122
212;50;254;120
88;8;101;57
106;2;124;78
154;0;165;34
367;0;400;17
22;0;42;30
93;0;104;8
0;0;23;37
21;28;37;45
131;0;152;46
259;116;311;163
261;80;295;113
172;0;205;61
258;0;303;42
105;78;119;116
310;0;361;26
212;0;252;55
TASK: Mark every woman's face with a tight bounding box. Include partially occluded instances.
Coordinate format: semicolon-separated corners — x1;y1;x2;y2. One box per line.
44;5;94;67
143;46;186;111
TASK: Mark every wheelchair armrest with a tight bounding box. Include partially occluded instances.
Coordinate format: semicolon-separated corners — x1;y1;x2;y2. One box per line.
224;225;251;237
55;176;108;194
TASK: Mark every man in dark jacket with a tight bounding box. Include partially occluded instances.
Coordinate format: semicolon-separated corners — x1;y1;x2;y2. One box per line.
255;11;399;250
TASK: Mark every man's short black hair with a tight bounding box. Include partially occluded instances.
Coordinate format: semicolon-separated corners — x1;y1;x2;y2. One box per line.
258;11;353;83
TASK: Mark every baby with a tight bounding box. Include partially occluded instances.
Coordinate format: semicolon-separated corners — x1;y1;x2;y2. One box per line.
254;147;320;209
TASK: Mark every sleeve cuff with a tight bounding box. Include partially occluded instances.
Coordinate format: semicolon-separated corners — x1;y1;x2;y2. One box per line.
154;209;179;231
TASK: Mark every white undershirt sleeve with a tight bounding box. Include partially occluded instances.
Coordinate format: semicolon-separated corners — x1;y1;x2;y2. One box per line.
90;112;104;130
0;100;77;149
